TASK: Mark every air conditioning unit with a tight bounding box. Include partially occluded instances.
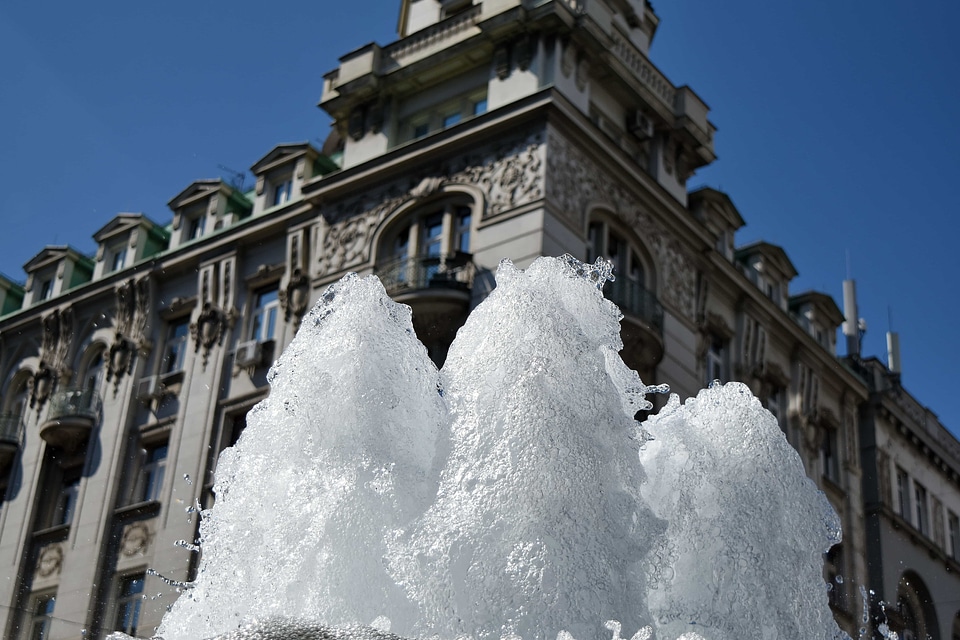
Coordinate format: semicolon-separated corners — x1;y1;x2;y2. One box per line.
627;110;654;140
136;375;162;402
235;340;264;368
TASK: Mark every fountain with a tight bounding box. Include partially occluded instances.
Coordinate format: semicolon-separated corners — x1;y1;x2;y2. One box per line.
116;256;846;640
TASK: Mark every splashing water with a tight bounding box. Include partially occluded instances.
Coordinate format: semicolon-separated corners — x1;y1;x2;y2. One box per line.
123;256;843;640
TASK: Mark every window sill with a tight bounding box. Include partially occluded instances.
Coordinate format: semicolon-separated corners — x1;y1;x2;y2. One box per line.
32;523;70;544
115;499;161;520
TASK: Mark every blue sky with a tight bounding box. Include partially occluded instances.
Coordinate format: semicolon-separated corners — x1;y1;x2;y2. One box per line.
1;1;957;436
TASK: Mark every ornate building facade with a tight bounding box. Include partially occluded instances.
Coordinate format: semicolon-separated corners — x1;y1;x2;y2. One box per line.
0;0;957;638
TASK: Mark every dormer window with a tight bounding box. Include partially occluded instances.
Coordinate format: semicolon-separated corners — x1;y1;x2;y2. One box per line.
272;179;293;207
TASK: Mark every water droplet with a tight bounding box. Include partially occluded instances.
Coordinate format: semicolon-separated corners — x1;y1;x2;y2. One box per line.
183;473;192;485
835;574;844;584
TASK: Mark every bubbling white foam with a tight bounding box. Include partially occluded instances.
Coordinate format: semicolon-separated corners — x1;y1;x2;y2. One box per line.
142;256;845;640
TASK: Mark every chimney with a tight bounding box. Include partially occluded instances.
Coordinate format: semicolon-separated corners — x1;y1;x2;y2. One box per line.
887;331;901;374
842;279;860;356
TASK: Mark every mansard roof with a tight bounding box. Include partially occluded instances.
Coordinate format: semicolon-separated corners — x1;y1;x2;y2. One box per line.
23;245;92;273
735;240;798;280
789;290;845;327
92;212;166;243
688;186;746;230
167;179;227;211
250;142;316;174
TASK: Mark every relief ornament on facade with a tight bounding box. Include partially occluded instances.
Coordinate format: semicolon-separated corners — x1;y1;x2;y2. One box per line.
318;131;545;277
546;131;696;319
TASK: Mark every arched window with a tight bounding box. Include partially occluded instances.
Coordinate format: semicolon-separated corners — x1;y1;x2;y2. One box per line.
896;572;939;640
587;220;649;290
585;215;663;378
586;217;658;327
377;198;474;293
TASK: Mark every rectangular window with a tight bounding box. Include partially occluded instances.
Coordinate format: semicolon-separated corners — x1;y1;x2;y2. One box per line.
896;468;910;519
914;483;929;536
272;179;293;206
29;593;56;640
442;111;462;128
454;208;471;253
110;247;127;272
187;215;205;241
161;318;190;375
706;338;726;384
949;512;960;561
136;443;167;503
766;387;784;431
822;429;840;484
39;279;54;301
115;573;145;636
250;286;280;342
421;214;444;258
472;97;488;115
54;476;80;527
413;122;429;140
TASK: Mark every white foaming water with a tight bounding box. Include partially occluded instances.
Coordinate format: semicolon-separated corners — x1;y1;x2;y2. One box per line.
142;256;844;640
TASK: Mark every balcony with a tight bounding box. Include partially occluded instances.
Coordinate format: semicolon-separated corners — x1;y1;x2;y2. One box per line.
0;412;23;473
376;253;476;366
604;278;664;373
39;387;101;451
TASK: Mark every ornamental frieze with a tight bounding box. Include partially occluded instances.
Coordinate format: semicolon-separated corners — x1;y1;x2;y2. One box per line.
546;131;696;320
318;131;545;277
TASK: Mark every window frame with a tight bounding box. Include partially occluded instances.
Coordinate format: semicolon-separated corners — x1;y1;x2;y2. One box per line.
914;482;929;536
160;317;191;376
133;441;168;504
28;591;56;640
249;284;281;343
114;572;146;636
271;177;293;207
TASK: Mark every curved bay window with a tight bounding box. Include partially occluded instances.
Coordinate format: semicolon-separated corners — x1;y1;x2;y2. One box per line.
375;198;476;366
378;202;474;295
587;217;664;376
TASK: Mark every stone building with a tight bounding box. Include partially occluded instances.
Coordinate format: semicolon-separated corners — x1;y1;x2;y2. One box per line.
0;0;956;637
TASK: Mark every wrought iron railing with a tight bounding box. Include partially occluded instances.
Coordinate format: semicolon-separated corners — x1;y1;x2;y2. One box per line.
46;387;102;422
376;253;476;296
0;412;22;445
604;278;664;335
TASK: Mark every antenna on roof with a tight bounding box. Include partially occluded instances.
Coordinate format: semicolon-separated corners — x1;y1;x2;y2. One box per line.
218;165;246;191
886;305;901;375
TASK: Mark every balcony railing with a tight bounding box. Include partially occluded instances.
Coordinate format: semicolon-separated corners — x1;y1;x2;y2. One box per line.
376;253;476;297
604;278;663;335
46;387;102;423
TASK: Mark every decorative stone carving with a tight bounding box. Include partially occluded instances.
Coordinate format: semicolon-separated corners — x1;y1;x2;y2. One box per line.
279;269;310;329
515;34;533;71
560;39;575;78
494;44;510;80
546;131;697;319
29;362;56;411
318;131;545;277
41;307;73;375
191;302;233;369
120;521;152;557
36;543;63;578
110;277;151;391
575;55;589;91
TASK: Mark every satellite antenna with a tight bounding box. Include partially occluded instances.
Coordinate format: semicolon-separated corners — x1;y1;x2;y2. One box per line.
218;165;246;191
